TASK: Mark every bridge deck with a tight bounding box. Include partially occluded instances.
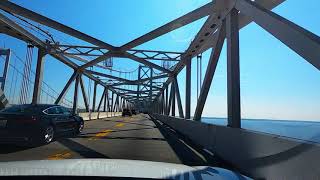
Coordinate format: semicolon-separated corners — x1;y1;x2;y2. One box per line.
0;114;218;166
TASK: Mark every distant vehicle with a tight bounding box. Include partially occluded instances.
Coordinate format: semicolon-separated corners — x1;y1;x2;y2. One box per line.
122;108;132;117
0;104;84;145
131;109;137;115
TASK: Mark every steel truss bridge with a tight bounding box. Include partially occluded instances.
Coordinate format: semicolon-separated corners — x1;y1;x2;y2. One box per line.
0;0;320;179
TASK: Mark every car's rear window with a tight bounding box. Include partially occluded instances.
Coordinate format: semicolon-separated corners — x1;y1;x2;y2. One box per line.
0;105;42;114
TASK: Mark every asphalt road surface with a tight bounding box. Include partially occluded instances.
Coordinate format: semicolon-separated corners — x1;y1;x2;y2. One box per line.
0;114;219;166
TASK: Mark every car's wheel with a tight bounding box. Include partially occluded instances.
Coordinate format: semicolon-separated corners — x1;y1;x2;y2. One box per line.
74;123;84;136
42;126;55;144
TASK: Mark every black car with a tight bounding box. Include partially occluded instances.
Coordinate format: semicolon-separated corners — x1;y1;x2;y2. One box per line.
0;104;84;145
122;108;132;117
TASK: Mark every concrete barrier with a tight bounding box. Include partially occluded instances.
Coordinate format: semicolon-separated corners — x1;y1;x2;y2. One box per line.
79;112;122;121
151;114;320;180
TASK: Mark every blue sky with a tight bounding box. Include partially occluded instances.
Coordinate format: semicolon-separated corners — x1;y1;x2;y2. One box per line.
1;0;320;121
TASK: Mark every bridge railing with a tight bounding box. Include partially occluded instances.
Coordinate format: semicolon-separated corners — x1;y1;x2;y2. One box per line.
150;113;320;180
79;112;122;121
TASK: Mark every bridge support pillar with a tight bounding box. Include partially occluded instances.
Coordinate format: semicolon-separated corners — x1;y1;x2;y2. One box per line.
97;87;107;112
32;48;46;104
0;49;10;91
165;87;168;115
161;92;165;114
79;74;89;112
107;91;110;112
149;68;153;111
185;56;191;119
72;74;80;114
111;91;114;116
103;88;107;112
171;82;175;117
92;81;98;112
174;77;184;118
226;8;241;128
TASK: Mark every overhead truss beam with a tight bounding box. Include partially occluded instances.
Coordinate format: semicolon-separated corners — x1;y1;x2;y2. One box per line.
0;1;115;50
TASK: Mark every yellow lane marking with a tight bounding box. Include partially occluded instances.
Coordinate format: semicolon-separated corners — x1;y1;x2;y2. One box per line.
48;118;131;159
89;129;113;140
47;151;72;160
96;129;113;137
115;123;124;127
88;120;127;141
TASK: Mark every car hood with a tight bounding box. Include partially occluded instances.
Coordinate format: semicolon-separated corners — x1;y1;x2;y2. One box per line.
0;159;251;179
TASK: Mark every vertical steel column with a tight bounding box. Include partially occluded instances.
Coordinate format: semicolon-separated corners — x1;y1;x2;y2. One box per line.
185;56;191;119
227;9;241;128
156;100;158;113
149;68;153;111
103;88;107;112
106;90;110;116
167;85;173;115
72;74;80;114
171;83;176;117
161;92;165;114
137;65;141;102
119;96;122;112
92;81;98;112
165;87;168;115
156;97;159;114
32;48;46;104
159;93;162;114
97;88;106;112
111;91;114;116
121;98;125;111
0;49;10;91
114;95;117;112
115;95;119;112
118;96;121;112
106;89;110;112
79;75;89;112
174;77;184;118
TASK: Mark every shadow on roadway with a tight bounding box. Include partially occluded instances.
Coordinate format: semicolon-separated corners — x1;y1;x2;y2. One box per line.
151;118;211;166
57;138;110;159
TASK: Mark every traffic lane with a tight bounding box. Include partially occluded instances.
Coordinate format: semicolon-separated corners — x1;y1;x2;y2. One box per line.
0;114;210;166
0;115;165;161
52;114;210;165
0;115;124;161
72;114;183;163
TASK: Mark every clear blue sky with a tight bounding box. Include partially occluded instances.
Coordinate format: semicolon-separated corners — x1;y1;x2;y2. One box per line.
1;0;320;121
